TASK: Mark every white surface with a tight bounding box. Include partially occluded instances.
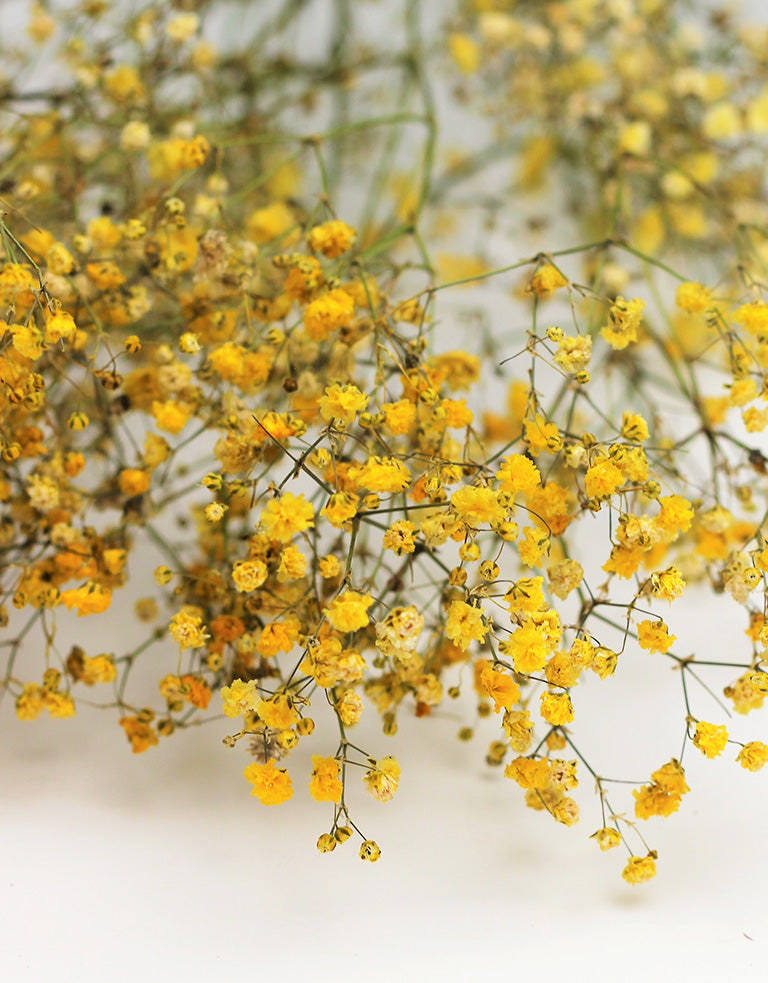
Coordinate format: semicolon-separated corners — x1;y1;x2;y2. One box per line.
3;674;768;982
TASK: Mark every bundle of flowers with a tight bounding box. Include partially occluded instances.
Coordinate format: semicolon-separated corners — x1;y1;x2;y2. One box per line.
2;0;768;884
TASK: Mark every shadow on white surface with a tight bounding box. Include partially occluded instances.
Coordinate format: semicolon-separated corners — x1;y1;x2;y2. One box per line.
2;678;766;980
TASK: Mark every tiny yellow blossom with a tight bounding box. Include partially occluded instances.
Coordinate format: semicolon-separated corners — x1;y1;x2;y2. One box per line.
622;854;657;885
477;660;521;712
319;383;369;425
309;755;343;803
257;693;299;730
325;590;373;633
637;620;676;654
693;721;729;759
540;690;574;725
529;264;567;296
446;600;488;650
737;742;768;771
307;220;356;258
363;756;401;802
591;827;621;851
601;297;644;350
260;492;315;543
303;288;355;341
221;678;260;717
243;759;293;805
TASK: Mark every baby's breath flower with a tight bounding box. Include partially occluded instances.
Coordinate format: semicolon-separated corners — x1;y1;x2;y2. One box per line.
169;609;209;650
622;854;657;885
693;721;729;759
243;760;293;805
363;756;401;802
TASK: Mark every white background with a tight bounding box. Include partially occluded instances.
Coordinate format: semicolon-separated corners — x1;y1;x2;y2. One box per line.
3;1;768;980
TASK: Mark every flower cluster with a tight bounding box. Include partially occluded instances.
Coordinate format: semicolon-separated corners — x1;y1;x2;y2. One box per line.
2;0;768;883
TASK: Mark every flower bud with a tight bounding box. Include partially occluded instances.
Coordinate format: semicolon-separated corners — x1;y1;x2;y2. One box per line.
359;840;381;862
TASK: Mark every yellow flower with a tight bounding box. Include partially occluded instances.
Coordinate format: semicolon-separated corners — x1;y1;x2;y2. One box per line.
448;32;480;74
166;12;199;43
547;558;583;600
552;797;579;826
78;654;117;685
382;520;417;555
221;678;260;718
524;414;563;455
636;620;676;654
675;281;712;313
540;690;574;725
118;468;151;496
44;310;77;344
501;620;548;674
693;721;728;758
11;323;43;360
300;638;366;688
359;840;381;862
151;399;192;435
495;455;541;498
382;399;416;435
319;383;369;425
325;590;373;632
443;397;473;429
307;220;356;258
734;301;768;335
245;201;296;244
335;689;364;726
622;854;657;884
601;296;644;350
477;660;520;712
259;492;315;543
232;559;268;592
450;485;505;527
584;457;624;499
502;709;534;752
505;576;545;614
119;716;158;754
504;756;549;789
618;120;651;156
620;411;650;443
591;827;621;851
352;456;411;493
277;544;307;582
257;618;301;658
87;216;122;252
529;263;567;296
243;759;293;805
650;565;686;602
363;756;400;802
737;741;768;771
168;609;209;649
319;554;342;578
303;288;355;341
554;334;592;374
445;600;488;650
85;261;126;291
633;784;682;819
59;582;112;617
257;693;298;730
15;683;45;721
309;755;343;803
43;691;76;719
104;64;145;103
655;495;694;538
651;759;690;796
321;492;359;528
